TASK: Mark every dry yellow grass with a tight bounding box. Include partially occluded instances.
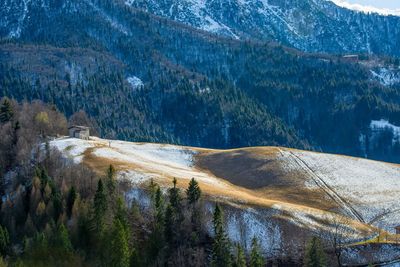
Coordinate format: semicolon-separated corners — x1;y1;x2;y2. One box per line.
79;140;374;236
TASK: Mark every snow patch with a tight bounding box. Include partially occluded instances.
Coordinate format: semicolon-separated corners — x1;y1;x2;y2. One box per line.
50;137;93;163
226;208;282;255
371;68;400;86
93;142;195;170
370;119;400;141
119;170;151;185
286;148;400;230
329;0;400;17
198;87;210;94
51;137;228;189
125;188;152;208
127;76;144;90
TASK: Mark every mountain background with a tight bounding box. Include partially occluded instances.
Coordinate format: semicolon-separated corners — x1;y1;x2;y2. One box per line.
126;0;400;56
1;0;400;162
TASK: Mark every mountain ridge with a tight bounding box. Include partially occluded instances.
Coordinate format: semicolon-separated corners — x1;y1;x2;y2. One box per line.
1;0;400;163
125;0;400;57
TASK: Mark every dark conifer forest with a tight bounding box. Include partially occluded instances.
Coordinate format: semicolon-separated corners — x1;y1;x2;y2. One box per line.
0;99;291;266
1;0;400;266
1;0;400;162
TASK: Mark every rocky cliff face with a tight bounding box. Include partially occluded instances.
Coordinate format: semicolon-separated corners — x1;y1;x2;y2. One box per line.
125;0;400;56
2;0;400;56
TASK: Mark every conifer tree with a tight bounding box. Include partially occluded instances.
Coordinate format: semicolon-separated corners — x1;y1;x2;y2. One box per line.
109;219;131;267
168;178;182;210
186;178;201;205
164;178;184;252
233;243;246;267
0;257;6;267
12;120;20;148
52;192;63;221
149;179;158;199
24;214;37;237
92;180;107;233
66;186;77;219
0;225;9;257
186;178;203;244
154;186;164;226
0;98;13;123
147;185;166;263
164;204;174;248
249;237;264;267
304;237;327;267
211;204;232;267
54;224;72;252
0;176;5;207
106;164;116;196
115;197;129;231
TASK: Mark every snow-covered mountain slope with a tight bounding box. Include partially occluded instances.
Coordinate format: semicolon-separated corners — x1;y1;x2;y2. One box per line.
330;0;400;16
2;0;400;57
125;0;400;56
50;137;400;237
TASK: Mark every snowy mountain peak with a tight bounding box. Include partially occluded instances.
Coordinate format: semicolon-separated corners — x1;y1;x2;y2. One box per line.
330;0;400;16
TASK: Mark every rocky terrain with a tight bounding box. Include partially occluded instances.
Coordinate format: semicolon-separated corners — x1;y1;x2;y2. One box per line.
125;0;400;56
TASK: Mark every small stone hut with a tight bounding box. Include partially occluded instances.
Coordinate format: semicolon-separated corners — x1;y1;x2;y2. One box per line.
68;126;90;140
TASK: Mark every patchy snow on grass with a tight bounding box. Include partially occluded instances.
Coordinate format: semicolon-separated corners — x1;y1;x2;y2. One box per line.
274;203;321;230
119;170;152;186
93;141;228;188
50;137;94;163
289;149;400;230
51;137;227;188
226;208;282;255
93;141;195;170
51;136;400;239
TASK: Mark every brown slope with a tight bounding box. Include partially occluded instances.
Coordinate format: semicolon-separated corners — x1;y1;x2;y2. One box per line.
195;147;337;211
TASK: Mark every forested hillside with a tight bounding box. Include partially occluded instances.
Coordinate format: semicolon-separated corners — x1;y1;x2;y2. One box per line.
0;98;328;266
0;98;398;266
0;98;252;266
1;0;400;163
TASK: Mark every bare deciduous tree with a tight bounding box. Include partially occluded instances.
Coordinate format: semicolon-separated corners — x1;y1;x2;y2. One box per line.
324;215;357;267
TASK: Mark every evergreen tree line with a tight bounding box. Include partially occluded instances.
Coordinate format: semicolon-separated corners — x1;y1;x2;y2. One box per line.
0;164;329;267
0;97;336;266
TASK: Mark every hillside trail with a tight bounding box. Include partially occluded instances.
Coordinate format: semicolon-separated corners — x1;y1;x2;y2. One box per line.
284;150;365;223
